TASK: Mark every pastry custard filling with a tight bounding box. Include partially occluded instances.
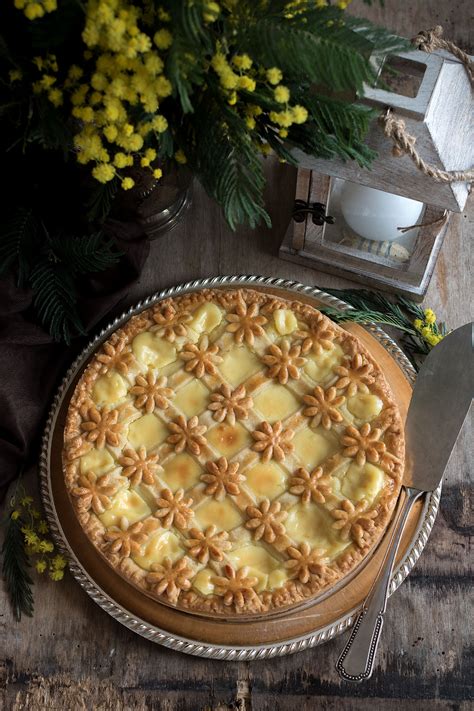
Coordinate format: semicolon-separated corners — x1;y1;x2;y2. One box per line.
64;288;404;614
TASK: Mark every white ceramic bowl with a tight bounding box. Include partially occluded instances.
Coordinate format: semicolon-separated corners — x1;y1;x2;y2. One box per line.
340;181;424;242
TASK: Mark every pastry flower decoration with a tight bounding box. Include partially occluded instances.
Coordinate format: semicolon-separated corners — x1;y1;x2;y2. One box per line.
330;499;378;548
146;556;193;603
129;372;174;413
342;423;386;467
96;336;135;376
118;446;160;486
295;313;335;355
212;564;259;609
284;542;327;583
150;302;192;342
251;420;295;462
79;403;126;449
184;525;232;564
167;415;207;456
201;457;246;500
245;498;287;543
262;339;306;384
289;466;332;505
103;516;158;558
179;335;223;378
154;487;194;530
71;471;122;515
225;296;267;346
208;383;253;425
302;385;345;430
333;353;375;396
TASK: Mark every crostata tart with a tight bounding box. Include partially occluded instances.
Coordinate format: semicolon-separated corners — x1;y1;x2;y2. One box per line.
63;287;404;615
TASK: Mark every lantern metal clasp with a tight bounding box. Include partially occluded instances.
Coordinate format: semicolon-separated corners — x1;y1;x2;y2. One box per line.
292;199;336;226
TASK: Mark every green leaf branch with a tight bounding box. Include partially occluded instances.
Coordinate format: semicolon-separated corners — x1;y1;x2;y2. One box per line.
1;483;68;622
320;288;448;370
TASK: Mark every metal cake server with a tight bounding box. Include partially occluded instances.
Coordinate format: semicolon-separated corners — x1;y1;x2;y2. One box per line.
336;321;474;682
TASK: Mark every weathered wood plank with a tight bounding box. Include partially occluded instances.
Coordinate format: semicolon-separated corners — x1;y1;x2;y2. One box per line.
1;576;472;707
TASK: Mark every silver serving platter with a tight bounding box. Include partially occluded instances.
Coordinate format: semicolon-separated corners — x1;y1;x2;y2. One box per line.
39;275;441;660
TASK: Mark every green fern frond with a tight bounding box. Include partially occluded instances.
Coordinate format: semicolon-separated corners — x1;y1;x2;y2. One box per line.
0;208;38;287
166;38;202;114
283;6;406;57
27;228;120;342
235;5;411;91
342;14;406;57
27;96;73;157
190;94;271;230
306;94;376;149
2;515;34;622
54;232;121;275
320;287;441;369
397;295;426;321
324;287;398;314
260;126;299;166
175;0;212;50
325;289;413;332
156;128;174;159
238;11;409;94
86;178;119;223
239;20;366;92
288;93;377;166
166;1;211;113
30;259;85;344
321;307;415;334
311;94;374;137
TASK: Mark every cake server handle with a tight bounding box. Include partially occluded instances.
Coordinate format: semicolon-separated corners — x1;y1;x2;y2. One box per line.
336;487;422;682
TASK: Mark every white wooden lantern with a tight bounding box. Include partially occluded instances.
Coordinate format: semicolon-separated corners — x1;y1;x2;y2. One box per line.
294;50;473;211
280;47;473;299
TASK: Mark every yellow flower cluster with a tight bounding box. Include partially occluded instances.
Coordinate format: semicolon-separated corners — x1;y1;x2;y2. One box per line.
9;69;23;83
14;0;56;20
210;51;309;152
265;66;308;131
284;0;352;15
14;0;317;184
65;0;173;187
10;492;68;581
413;308;444;347
266;67;282;85
203;1;220;23
17;0;179;189
32;54;63;107
211;52;256;94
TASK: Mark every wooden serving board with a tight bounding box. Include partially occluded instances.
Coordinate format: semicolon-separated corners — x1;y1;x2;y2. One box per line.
47;294;419;649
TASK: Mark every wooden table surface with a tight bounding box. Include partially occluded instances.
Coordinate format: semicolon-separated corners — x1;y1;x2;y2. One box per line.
1;2;472;708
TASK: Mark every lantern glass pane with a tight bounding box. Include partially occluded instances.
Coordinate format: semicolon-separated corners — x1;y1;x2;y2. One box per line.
376;56;426;98
320;178;426;268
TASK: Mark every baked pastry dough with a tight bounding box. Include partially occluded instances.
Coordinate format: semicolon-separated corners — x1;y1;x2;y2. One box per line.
63;287;404;615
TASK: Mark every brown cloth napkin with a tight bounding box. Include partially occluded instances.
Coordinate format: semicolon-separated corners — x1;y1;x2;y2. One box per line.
0;219;150;504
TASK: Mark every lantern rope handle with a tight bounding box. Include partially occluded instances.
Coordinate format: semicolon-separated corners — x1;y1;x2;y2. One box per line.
412;25;473;86
380;111;474;183
380;26;474;184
